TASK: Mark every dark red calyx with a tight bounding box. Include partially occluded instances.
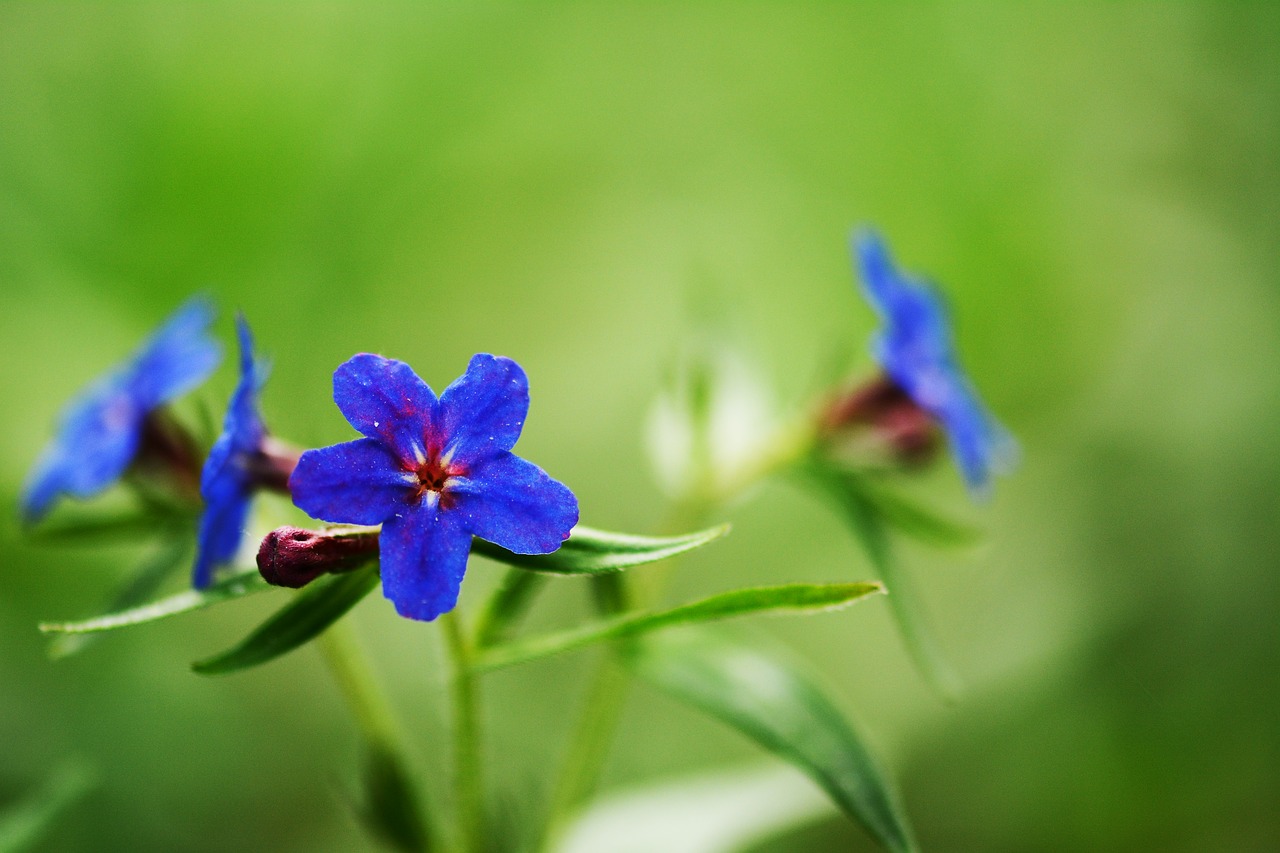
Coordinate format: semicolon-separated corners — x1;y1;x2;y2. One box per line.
245;437;302;494
819;374;941;463
134;409;203;498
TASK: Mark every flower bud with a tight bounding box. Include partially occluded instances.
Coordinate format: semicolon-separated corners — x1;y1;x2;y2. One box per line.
257;526;379;589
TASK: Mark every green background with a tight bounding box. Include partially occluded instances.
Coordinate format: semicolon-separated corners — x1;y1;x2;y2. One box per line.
2;4;1277;851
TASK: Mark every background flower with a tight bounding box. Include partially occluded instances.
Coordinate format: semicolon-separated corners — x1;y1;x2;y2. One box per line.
21;296;221;522
855;229;1018;493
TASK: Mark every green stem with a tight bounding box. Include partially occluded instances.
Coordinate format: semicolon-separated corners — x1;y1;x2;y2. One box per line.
537;520;697;851
537;417;814;850
316;620;401;750
443;611;482;853
317;621;431;853
540;656;632;850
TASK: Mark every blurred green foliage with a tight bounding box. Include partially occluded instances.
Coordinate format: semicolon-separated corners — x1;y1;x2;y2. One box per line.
1;4;1277;851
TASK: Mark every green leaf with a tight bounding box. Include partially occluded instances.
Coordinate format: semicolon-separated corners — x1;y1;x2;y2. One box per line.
472;569;550;649
557;763;836;853
470;524;730;575
358;742;431;853
854;477;982;550
28;509;181;546
473;581;883;672
0;761;97;853
798;460;962;700
192;564;379;676
40;568;271;636
628;628;918;853
47;534;191;659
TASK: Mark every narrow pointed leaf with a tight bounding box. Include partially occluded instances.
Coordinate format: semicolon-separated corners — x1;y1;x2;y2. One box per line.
48;534;190;659
192;564;378;675
473;582;882;672
470;524;729;575
628;628;918;853
40;568;270;636
0;761;97;852
29;510;180;546
473;569;550;649
798;460;962;700
856;477;982;549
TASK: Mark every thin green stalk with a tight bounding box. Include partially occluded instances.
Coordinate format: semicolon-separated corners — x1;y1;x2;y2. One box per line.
317;621;432;853
537;417;814;850
536;522;696;851
443;610;482;853
316;620;402;752
539;656;632;849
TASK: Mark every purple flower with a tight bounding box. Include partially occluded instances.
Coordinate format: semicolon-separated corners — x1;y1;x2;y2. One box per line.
854;229;1017;494
21;297;222;522
192;315;269;589
289;353;579;621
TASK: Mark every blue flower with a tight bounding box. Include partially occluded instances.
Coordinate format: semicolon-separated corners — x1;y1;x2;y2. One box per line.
854;229;1017;493
193;315;269;589
21;297;222;522
289;353;579;621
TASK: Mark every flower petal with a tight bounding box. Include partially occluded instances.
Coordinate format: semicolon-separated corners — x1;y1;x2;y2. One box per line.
20;372;144;522
379;501;472;621
857;230;954;369
938;382;1019;495
449;452;578;554
290;438;416;526
855;228;1017;497
128;296;224;408
192;316;268;587
192;477;252;589
333;354;439;464
437;354;529;466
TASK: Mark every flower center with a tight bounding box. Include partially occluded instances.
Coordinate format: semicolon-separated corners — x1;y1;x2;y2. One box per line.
412;453;465;507
417;458;451;491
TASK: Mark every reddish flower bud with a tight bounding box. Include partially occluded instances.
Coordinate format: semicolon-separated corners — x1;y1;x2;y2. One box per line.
257;526;379;589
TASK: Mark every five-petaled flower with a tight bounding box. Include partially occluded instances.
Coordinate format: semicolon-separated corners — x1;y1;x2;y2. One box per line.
21;297;222;522
289;353;579;621
854;229;1017;494
193;315;297;589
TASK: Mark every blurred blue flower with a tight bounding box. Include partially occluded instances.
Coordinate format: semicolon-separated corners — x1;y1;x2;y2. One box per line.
21;297;222;522
854;229;1017;494
193;315;268;589
289;353;579;621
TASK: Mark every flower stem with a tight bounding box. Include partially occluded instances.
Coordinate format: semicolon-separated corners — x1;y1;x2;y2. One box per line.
537;416;816;849
443;610;482;853
317;621;432;852
539;656;631;849
316;619;401;755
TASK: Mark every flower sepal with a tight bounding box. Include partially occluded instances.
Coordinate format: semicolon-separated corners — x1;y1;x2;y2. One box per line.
817;374;942;470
